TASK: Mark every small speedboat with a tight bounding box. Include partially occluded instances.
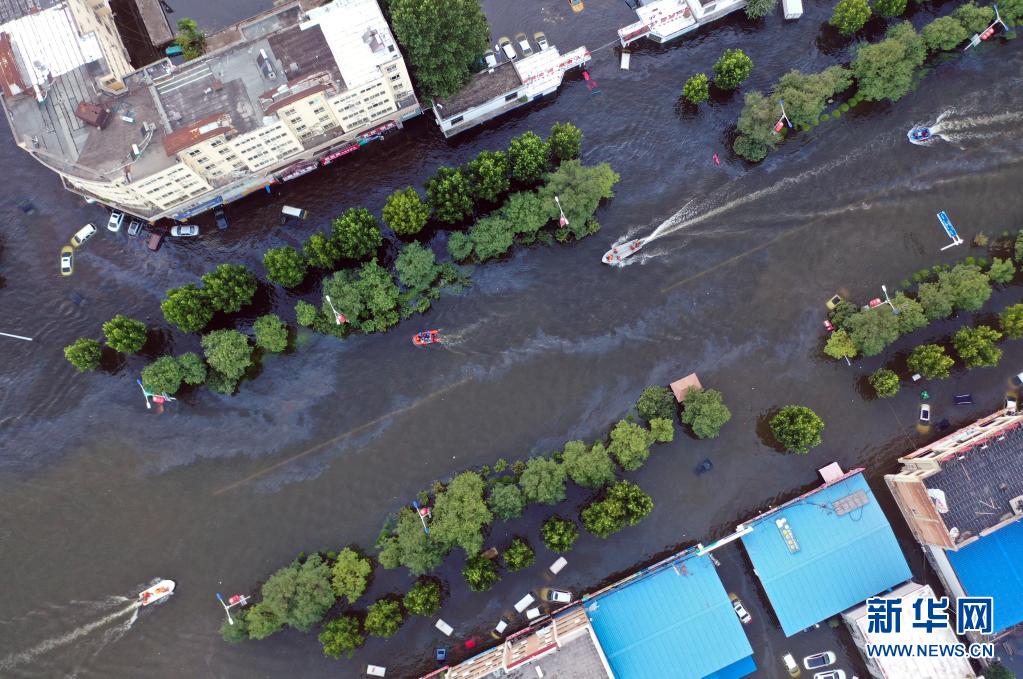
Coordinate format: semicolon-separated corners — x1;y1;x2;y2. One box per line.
602;238;644;265
413;330;440;346
908;126;932;145
138;579;175;606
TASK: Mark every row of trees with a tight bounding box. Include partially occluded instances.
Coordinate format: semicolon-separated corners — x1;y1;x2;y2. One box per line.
63;314;148;372
636;385;733;438
734;0;1020;161
682;49;754;105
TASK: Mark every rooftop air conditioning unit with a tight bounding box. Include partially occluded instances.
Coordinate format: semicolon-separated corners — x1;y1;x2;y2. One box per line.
1010;495;1023;515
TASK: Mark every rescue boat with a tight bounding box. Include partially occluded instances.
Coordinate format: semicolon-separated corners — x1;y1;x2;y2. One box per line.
602;238;644;265
138;579;175;606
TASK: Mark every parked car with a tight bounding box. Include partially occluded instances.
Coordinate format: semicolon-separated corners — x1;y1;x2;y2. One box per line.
170;224;199;237
70;223;97;247
823;319;835;332
867;297;883;308
694;458;713;475
730;593;752;624
498;36;516;61
107;210;124;232
60;246;73;276
483;49;497;68
17;198;37;215
825;293;843;310
569;0;584;12
214;207;229;230
919;403;931;424
1007;395;1018;414
282;205;308;220
813;671;845;679
147;232;164;251
545;589;572;603
493;619;508;636
534;31;549;51
127;219;143;236
782;653;801;677
803;652;836;670
515;33;532;56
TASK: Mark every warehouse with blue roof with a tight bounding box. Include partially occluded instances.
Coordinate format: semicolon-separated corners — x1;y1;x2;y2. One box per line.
945;518;1023;634
739;469;911;637
585;548;755;679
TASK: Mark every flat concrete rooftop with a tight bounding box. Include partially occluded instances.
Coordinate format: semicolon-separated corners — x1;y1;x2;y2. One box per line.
435;61;521;118
505;630;609;679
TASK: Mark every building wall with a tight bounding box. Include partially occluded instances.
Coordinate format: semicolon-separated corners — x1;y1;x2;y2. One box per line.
277;91;340;142
229;121;303;172
127;162;211;210
177;132;248;183
66;0;133;87
64;173;153;211
885;475;956;549
328;77;398;133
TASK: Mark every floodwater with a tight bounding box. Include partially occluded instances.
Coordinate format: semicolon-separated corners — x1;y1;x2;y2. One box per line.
1;0;1022;677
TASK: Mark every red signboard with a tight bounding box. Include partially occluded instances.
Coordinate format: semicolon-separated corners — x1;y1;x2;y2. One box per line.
278;161;317;182
980;26;995;40
320;144;360;165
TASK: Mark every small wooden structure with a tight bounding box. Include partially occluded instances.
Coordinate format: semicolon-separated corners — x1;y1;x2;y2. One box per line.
670;373;703;402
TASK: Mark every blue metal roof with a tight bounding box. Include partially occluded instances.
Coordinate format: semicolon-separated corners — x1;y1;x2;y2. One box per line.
740;472;912;636
947;518;1023;633
586;551;755;679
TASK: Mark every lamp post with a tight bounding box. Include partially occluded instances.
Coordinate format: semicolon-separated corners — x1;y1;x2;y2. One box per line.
554;196;568;226
324;295;346;325
881;284;899;315
217;593;250;625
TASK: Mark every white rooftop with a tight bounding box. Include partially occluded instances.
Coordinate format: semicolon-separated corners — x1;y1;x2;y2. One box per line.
637;0;696;38
1;4;102;96
301;0;399;89
514;45;590;97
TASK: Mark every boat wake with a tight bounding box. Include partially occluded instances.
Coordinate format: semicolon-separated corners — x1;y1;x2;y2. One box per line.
911;108;1023;146
0;598;141;671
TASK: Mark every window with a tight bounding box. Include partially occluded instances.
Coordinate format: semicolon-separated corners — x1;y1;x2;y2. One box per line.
505;92;519;102
450;116;463;124
390;74;402;81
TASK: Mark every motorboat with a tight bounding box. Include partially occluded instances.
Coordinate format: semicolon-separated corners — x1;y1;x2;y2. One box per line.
907;126;932;145
602;238;644;265
413;330;440;346
138;579;175;606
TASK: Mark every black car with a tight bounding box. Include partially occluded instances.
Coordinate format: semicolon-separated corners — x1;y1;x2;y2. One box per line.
214;207;228;230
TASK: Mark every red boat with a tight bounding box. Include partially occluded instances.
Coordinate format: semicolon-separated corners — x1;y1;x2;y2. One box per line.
413;330;440;346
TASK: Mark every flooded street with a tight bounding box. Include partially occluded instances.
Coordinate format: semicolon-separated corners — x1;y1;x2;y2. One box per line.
1;0;1022;676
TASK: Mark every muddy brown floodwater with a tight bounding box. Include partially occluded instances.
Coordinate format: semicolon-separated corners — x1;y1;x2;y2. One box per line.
1;0;1021;677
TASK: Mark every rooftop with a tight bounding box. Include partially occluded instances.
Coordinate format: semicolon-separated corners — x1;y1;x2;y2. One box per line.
740;471;912;636
434;61;521;119
504;623;610;679
947;517;1023;634
922;421;1023;540
132;0;173;46
844;581;977;678
0;0;60;24
585;550;755;679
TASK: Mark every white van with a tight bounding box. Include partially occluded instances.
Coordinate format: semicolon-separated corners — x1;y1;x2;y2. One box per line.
281;205;307;219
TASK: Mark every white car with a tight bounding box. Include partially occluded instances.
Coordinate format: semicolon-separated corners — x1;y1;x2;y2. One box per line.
1007;395;1018;414
545;589;572;604
534;31;549;51
730;594;752;624
804;652;836;670
919;403;931;424
107;211;124;232
516;32;532;57
70;223;97;247
813;672;845;679
170;224;199;237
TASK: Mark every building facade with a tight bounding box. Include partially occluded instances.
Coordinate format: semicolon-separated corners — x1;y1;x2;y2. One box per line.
0;0;420;221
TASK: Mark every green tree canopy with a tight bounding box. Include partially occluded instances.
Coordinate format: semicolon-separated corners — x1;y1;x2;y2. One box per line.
1000;304;1023;340
636;385;676;422
917;281;954;320
954;325;1002;368
383;186;431;236
462;555;500;592
733;91;781;161
318;615;364;659
253;314;288;353
220;609;249;643
847;307;900;356
548;122;583;162
102;315;147;353
303;232;343;270
713;48;753;90
245;602;283;640
745;0;778;19
322;260;402;334
503;537;535;571
999;0;1023;25
939;263;992;311
681;388;733;439
541;516;579;553
377;507;447;575
202;263;258;314
774;67;853;128
330;547;373;604
983;663;1015;679
988;257;1016;285
508;132;550;184
466;150;510;203
852;21;926;102
177;352;207;385
922;15;969;51
608;419;653;471
582;480;655;538
562;440;616;489
161;284;213;333
260;555;336;633
908;343;954;379
891;292;928;335
830;0;871;35
770;405;825;454
430;471;493;556
829;300;860;330
331;207;383;261
64;338;102;372
364;599;404;638
519;457;568;505
952;1;995;32
869;368;900;398
403;579;442;616
395;242;441;294
388;0;490;100
874;0;907;18
263;246;308;288
682;73;710;104
201;329;252;380
824;329;859;361
649;417;674;443
175;17;205;60
488;483;526;520
426;166;474;223
537;160;619;242
142;355;184;395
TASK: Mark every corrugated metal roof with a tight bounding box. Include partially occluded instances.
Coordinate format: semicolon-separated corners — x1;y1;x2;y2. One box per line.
947;518;1023;633
586;552;754;679
740;472;911;636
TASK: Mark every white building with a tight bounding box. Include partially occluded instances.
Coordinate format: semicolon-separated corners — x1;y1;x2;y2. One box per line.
843;581;977;679
618;0;751;47
0;0;420;221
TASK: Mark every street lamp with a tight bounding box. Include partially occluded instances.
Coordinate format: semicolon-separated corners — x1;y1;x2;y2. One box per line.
324;295;346;325
881;284;900;315
554;195;568;226
217;592;250;625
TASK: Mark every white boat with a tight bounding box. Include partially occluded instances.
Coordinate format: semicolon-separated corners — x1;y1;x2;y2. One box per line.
602;238;644;265
138;579;175;606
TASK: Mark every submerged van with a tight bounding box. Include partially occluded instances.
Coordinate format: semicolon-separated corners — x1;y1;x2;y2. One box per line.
281;205;308;219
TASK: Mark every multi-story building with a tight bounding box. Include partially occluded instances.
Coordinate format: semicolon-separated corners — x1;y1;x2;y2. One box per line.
0;0;420;221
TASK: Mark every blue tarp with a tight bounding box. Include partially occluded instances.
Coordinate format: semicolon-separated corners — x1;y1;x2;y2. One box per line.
586;552;755;679
740;472;912;636
948;518;1023;633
